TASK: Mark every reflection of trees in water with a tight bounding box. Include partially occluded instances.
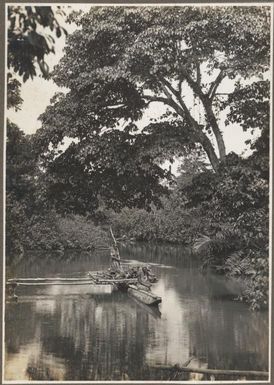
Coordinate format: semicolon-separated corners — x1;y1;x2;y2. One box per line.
7;294;153;380
153;269;268;375
121;243;195;268
187;300;268;372
5;244;269;380
158;269;210;297
7;289;267;380
5;301;67;381
5;302;39;354
10;250;110;279
38;293;155;380
147;278;190;366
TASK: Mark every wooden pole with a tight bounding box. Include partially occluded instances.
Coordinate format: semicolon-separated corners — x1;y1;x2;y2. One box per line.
8;277;95;282
6;281;96;286
149;365;268;378
110;226;117;247
7;278;138;286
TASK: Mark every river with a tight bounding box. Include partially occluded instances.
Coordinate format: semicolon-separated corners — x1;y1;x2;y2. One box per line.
4;243;269;381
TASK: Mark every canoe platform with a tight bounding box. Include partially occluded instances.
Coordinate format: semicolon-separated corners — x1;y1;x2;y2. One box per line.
88;271;138;285
7;269;162;307
88;271;162;306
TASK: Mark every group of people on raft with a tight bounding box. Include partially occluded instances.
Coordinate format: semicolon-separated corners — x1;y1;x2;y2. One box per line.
109;244;156;291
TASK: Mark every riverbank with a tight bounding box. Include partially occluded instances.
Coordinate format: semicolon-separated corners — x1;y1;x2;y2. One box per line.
6;204;269;311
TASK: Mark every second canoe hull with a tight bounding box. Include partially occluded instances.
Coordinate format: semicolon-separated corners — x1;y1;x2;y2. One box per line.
128;285;162;306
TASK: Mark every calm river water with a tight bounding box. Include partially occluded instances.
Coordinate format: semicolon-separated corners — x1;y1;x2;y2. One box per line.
5;244;268;381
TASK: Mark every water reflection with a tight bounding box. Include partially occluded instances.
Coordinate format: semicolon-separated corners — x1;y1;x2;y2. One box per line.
5;244;268;380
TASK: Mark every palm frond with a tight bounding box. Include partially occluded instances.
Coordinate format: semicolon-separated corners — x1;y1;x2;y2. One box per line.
224;252;255;277
193;235;212;253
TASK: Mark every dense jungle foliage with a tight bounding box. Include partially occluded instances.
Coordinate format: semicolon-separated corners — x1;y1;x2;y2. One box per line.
6;6;270;310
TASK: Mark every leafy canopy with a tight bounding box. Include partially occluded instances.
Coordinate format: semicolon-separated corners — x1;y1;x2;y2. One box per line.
37;6;270;211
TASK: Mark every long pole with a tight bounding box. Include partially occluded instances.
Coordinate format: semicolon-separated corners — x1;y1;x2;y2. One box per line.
7;281;96;286
149;365;268;379
8;277;96;282
109;226;117;247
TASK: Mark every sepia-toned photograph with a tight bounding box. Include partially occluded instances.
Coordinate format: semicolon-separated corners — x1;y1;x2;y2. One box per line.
3;3;272;382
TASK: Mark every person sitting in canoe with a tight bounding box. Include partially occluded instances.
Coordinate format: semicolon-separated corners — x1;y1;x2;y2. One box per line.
145;265;158;283
137;266;152;291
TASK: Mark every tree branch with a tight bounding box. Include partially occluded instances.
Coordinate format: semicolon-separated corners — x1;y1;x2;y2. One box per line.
158;79;193;123
208;70;225;100
179;67;204;98
196;61;201;85
143;95;169;104
106;103;126;109
144;81;190;126
178;78;183;96
146;77;221;171
159;77;179;98
159;76;191;119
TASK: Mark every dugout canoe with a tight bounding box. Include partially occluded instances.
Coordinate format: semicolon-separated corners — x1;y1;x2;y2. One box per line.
88;271;162;306
127;285;162;306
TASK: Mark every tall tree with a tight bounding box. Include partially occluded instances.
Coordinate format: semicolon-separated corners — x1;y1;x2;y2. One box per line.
37;6;270;210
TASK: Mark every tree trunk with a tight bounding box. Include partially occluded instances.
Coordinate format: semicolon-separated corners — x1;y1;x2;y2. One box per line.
172;104;220;171
181;74;226;162
197;131;220;172
202;97;226;160
163;93;221;171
